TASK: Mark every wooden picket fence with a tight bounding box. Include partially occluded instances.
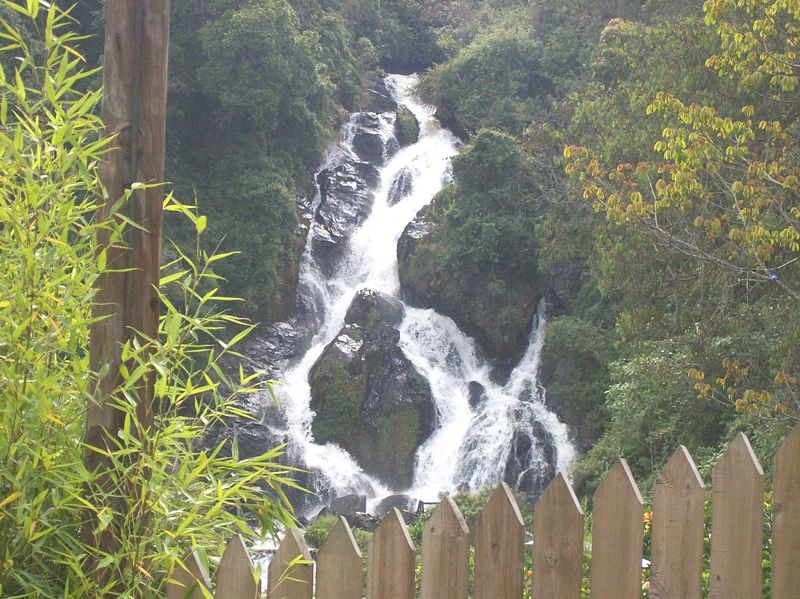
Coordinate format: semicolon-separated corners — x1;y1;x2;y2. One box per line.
167;425;800;599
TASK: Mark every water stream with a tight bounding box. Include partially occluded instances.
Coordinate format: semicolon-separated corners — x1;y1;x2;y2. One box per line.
264;75;574;511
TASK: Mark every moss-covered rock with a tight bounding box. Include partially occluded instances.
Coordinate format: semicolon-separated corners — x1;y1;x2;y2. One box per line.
309;289;434;488
398;209;540;371
395;106;420;147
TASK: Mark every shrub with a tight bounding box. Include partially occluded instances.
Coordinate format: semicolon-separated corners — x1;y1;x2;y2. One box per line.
0;3;299;596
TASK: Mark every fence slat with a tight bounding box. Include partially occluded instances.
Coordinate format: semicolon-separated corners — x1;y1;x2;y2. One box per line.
167;549;212;599
216;535;258;599
650;446;705;599
709;432;764;599
421;496;470;599
267;529;313;599
590;459;644;599
317;516;363;599
474;483;525;599
366;508;416;599
771;423;800;599
532;473;583;599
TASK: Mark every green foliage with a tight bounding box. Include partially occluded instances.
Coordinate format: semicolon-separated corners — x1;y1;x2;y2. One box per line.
399;129;544;361
0;4;299;596
420;30;550;136
167;0;378;324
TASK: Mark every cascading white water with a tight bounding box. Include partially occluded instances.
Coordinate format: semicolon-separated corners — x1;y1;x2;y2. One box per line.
268;74;574;508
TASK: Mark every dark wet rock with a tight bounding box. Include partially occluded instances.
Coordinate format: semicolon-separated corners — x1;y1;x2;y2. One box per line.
388;167;415;206
468;381;487;409
504;417;557;502
365;77;397;113
309;289;435;489
350;112;398;166
375;494;416;517
330;494;368;516
345;512;381;532
346;288;404;328
311;161;378;276
397;208;433;277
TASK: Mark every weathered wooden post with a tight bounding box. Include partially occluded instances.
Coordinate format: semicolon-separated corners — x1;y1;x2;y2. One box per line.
84;0;170;589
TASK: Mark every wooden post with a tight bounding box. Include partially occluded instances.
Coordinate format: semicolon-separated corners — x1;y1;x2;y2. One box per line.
87;0;171;444
84;0;170;588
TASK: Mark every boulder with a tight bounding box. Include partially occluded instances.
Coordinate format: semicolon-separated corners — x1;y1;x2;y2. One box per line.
388;167;415;206
374;494;416;517
395;106;420;148
397;208;433;277
468;381;487;409
309;289;435;489
398;208;540;372
330;494;368;516
345;512;381;532
311;161;378;276
350;112;399;166
365;77;397;113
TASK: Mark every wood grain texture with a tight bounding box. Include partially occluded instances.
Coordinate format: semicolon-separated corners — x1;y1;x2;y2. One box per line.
167;549;212;599
650;446;706;599
84;1;171;575
473;483;525;599
216;535;258;599
709;432;764;599
267;529;313;599
366;508;416;599
590;459;645;599
771;424;800;599
317;516;363;599
532;473;584;599
420;497;470;599
88;0;171;432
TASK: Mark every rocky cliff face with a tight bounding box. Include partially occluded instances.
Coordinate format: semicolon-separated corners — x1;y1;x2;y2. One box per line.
309;289;435;488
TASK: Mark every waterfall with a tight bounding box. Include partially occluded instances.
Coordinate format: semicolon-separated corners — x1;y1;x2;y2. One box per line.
263;74;574;510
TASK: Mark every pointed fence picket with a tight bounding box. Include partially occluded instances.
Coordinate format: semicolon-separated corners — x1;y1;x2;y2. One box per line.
772;424;800;599
217;535;259;599
709;433;764;599
649;446;705;599
531;472;583;599
590;459;645;599
267;528;313;599
473;482;525;599
160;425;800;599
316;517;362;599
167;549;213;599
420;496;470;599
366;508;416;599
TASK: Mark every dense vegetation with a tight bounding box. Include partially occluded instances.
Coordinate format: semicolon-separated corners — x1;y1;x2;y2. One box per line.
412;0;799;495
